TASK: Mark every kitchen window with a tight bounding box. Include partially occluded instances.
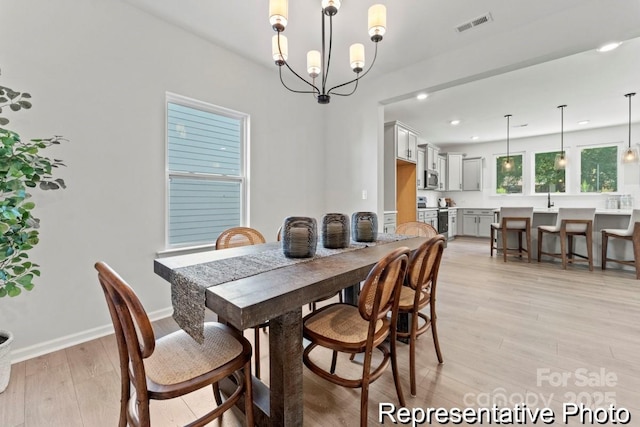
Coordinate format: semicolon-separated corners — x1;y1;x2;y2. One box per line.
495;153;524;194
579;145;618;193
533;150;566;193
166;93;248;248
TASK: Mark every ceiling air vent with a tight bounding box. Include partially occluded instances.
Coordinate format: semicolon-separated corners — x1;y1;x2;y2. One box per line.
455;13;493;33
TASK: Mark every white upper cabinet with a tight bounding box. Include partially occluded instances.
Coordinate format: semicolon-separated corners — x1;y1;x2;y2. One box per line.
446;153;463;191
386;121;418;163
462;157;483;191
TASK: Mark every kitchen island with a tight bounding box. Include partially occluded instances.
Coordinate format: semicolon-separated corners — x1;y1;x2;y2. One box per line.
465;207;636;268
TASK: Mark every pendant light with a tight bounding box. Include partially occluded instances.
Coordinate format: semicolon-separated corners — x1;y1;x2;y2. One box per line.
621;93;637;163
554;105;567;169
502;114;512;171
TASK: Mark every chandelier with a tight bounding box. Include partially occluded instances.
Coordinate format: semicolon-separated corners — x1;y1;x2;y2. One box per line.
269;0;387;104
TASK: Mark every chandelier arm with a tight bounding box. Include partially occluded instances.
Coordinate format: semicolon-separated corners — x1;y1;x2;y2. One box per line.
278;65;320;95
276;33;320;94
326;42;378;95
322;13;334;94
328;78;359;97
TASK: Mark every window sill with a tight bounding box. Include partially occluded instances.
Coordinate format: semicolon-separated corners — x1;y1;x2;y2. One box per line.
157;243;216;258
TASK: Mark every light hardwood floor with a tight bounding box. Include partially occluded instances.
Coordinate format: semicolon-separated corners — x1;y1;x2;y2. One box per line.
1;237;639;426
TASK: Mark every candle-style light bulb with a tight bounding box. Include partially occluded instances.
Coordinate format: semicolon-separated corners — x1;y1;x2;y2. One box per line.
272;34;288;65
307;50;321;78
349;44;365;73
368;4;386;41
269;0;288;32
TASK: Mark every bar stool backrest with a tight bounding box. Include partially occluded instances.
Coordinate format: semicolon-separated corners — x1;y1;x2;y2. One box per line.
625;209;640;234
555;208;596;233
499;207;534;229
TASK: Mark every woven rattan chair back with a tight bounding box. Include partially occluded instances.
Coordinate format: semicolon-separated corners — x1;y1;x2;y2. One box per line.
96;262;254;427
396;221;438;238
215;227;266;249
397;235;446;396
302;246;410;427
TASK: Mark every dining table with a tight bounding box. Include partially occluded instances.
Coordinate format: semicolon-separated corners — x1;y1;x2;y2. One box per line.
154;234;427;427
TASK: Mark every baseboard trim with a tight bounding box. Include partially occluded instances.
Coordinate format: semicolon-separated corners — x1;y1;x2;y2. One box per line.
10;307;174;364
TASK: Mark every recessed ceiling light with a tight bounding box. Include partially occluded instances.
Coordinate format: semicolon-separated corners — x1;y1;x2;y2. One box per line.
416;93;428;101
471;136;479;140
450;120;461;126
578;120;590;125
597;42;621;53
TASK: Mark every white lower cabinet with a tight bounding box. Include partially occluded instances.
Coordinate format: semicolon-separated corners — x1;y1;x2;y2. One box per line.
448;209;457;240
383;212;397;234
461;209;493;238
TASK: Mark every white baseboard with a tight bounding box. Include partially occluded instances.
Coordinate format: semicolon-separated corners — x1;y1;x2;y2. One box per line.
10;307;174;364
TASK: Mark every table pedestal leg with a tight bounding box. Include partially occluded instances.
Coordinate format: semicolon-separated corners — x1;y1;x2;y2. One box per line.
269;307;303;426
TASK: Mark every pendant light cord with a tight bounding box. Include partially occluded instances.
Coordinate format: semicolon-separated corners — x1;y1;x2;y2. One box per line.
627;93;635;149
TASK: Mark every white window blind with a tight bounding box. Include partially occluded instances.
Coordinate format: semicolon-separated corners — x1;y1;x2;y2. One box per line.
166;95;247;247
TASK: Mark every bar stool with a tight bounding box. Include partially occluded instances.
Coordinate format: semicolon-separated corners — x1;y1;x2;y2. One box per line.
490;207;534;262
538;208;595;270
601;209;640;279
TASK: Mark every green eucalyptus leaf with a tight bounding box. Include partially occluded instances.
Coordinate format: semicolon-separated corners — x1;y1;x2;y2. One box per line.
22;282;34;291
22;201;35;210
21;93;31;98
18;100;32;109
9;103;21;111
32;269;40;277
0;288;7;298
0;222;9;234
7;285;21;297
16;274;33;286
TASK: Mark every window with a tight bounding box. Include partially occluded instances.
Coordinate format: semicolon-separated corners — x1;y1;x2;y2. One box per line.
579;145;618;193
495;154;523;194
166;93;248;247
534;151;565;193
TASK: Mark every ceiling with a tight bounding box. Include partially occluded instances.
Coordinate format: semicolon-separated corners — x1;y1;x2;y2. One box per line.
120;0;640;145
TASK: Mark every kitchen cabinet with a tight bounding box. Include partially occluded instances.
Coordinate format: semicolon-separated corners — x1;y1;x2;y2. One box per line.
446;153;463;191
417;148;425;189
383;212;397;234
386;121;418;163
423;209;438;231
448;208;457;240
438;155;447;191
462;157;483;191
461;209;494;238
383;122;417;223
426;144;440;170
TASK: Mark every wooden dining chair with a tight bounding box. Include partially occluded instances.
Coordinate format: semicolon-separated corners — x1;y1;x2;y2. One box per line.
216;226;267;378
490;207;534;262
538;208;595;270
396;235;446;396
215;226;266;249
302;247;410;427
601;209;640;279
95;262;254;427
396;221;438;238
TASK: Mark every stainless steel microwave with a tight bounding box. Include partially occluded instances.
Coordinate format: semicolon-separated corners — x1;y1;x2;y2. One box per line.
425;170;439;189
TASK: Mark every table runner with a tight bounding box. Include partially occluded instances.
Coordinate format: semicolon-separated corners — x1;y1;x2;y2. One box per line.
171;233;411;342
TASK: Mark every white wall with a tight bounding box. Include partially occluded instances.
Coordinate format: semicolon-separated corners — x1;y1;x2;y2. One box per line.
0;0;326;359
441;124;640;209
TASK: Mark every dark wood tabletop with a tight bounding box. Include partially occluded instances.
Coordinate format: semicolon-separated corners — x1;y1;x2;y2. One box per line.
154;235;427;427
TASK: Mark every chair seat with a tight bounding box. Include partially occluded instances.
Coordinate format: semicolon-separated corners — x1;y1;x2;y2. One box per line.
304;304;384;346
491;222;527;230
397;286;429;310
538;225;560;233
145;322;244;386
602;228;632;237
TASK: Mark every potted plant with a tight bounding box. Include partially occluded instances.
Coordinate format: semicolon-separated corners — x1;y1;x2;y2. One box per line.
0;69;67;392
